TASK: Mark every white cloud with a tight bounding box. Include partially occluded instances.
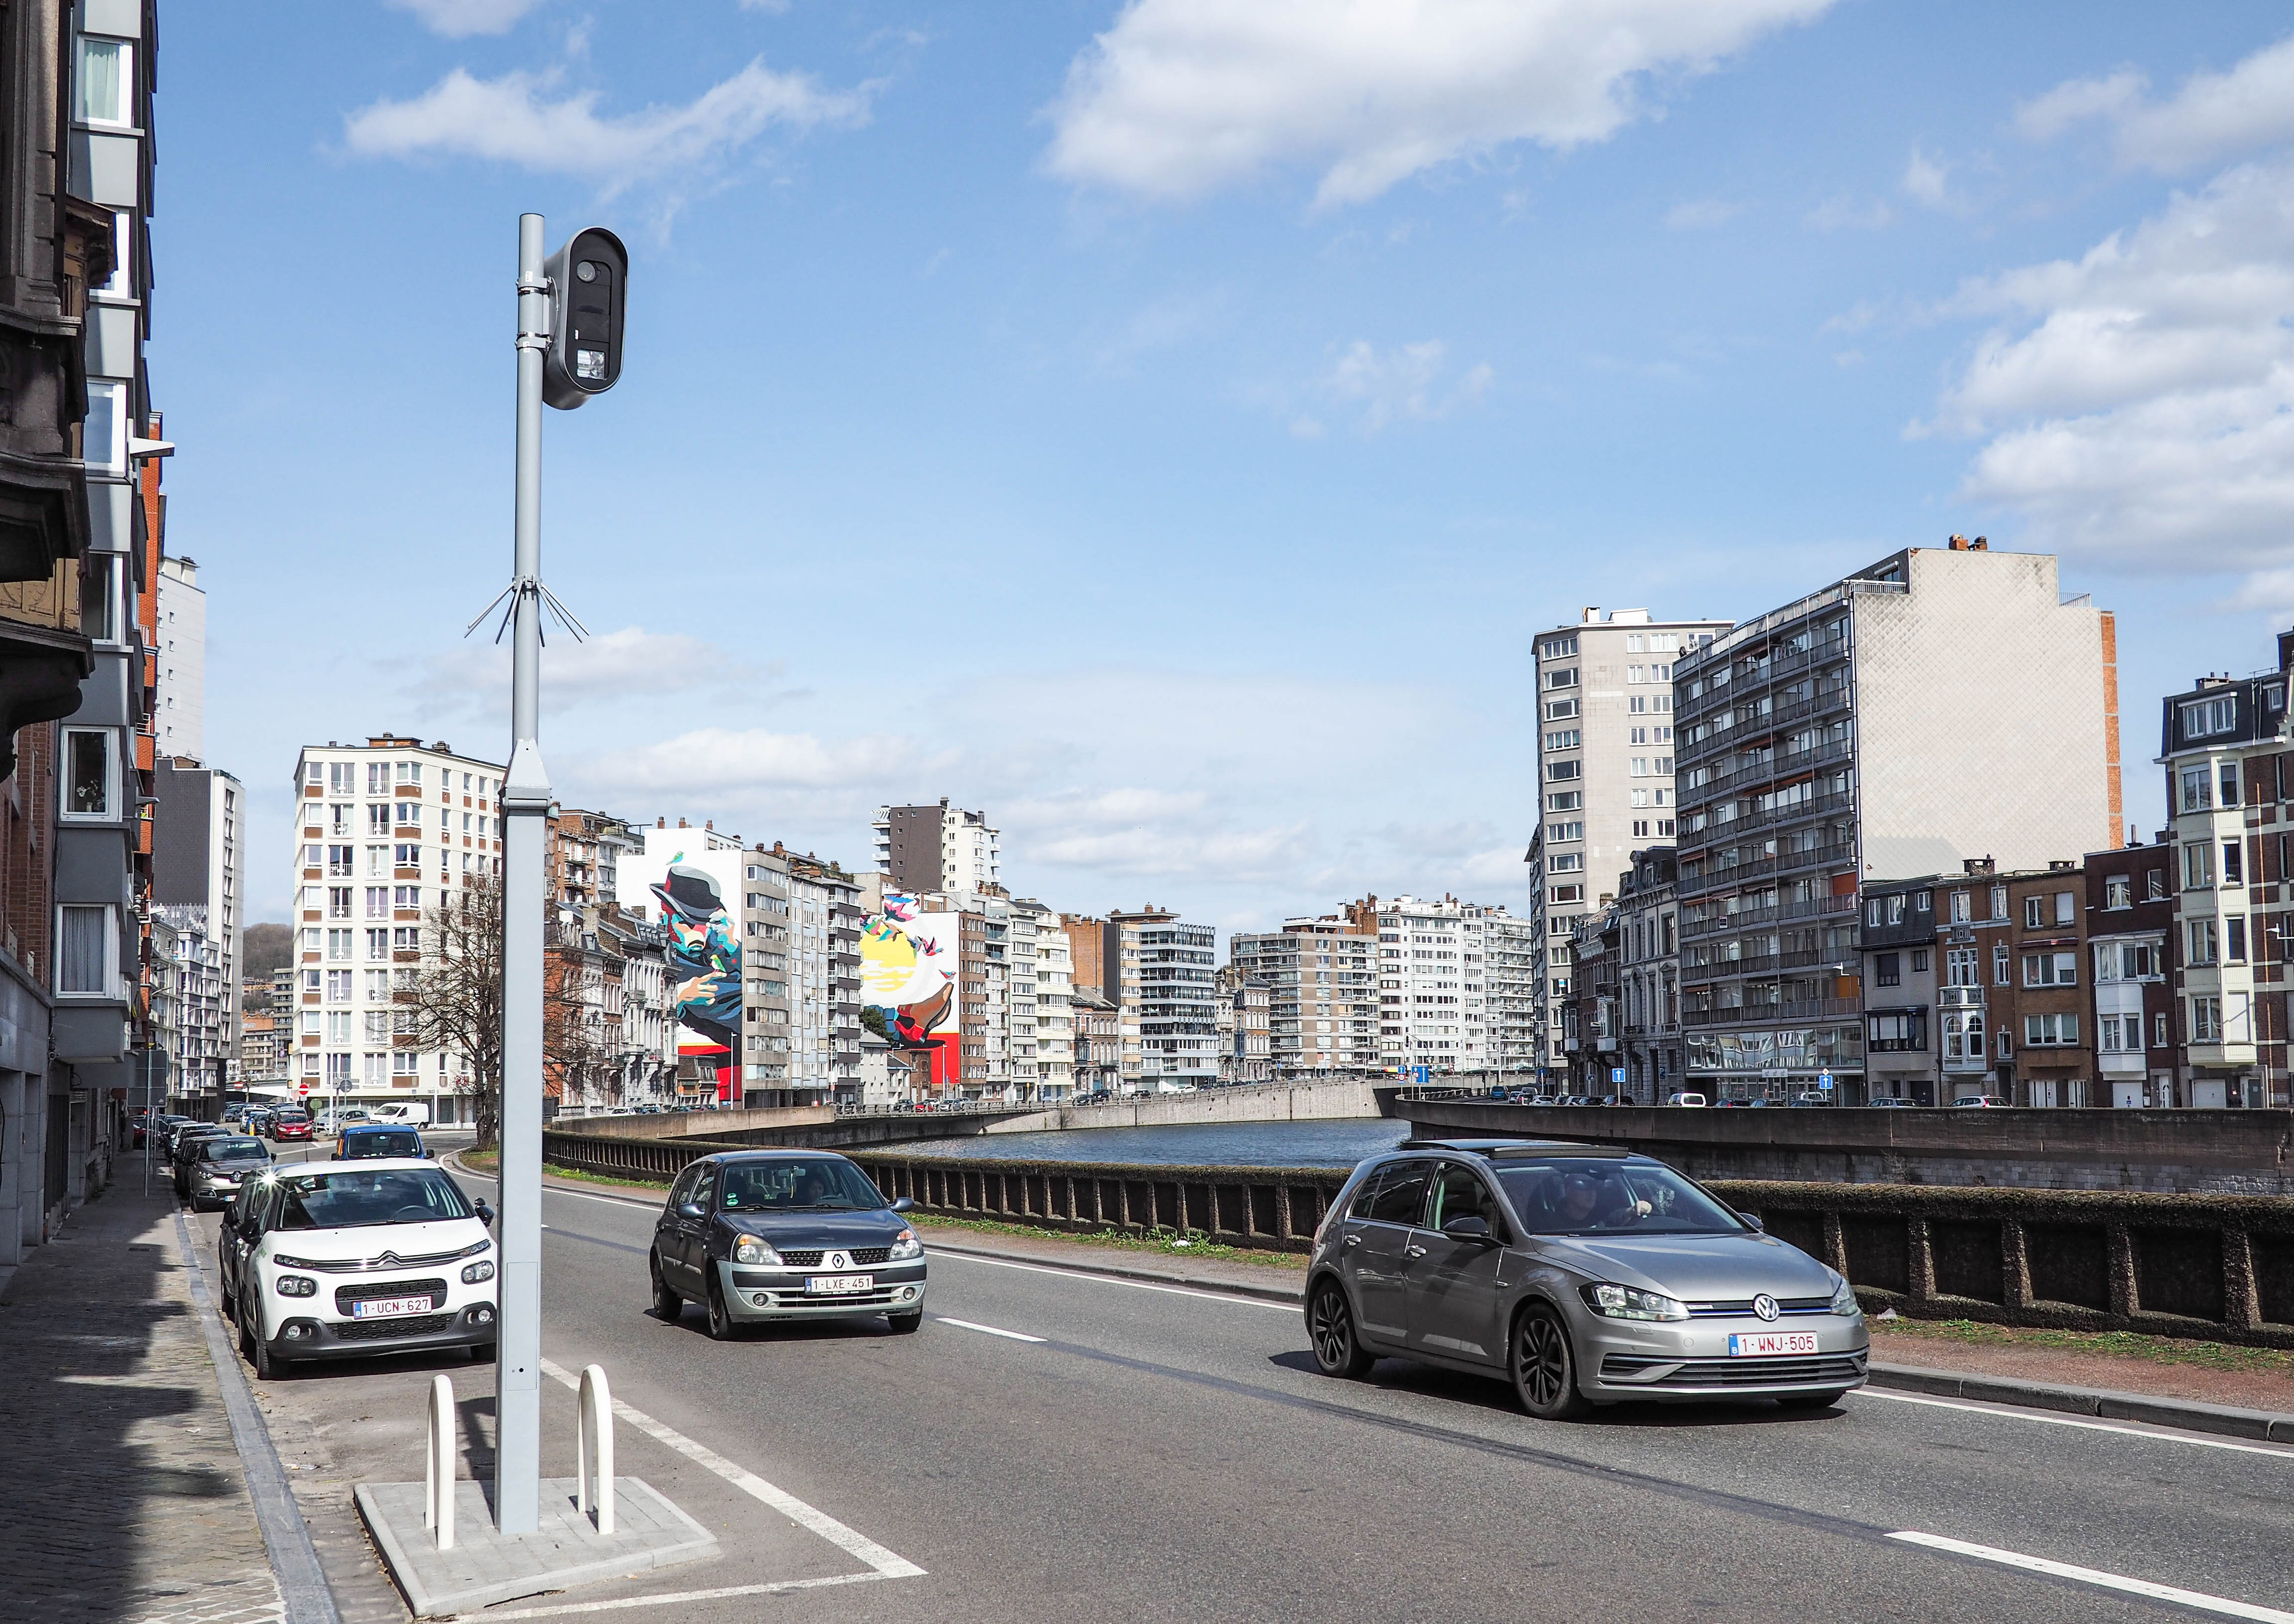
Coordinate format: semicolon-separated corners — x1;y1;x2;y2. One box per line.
413;626;798;717
569;725;946;800
1804;193;1894;232
1043;0;1836;207
2017;36;2294;172
1902;143;1951;208
1665;198;1742;230
1927;155;2294;577
387;0;543;38
1310;339;1493;433
343;60;873;194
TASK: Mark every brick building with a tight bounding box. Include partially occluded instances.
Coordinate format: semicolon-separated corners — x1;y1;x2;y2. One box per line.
2084;838;2175;1108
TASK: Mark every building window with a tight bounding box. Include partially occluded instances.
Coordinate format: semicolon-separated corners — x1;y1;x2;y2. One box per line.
77;38;131;125
326;929;353;962
1993;943;2010;986
2187;918;2218;965
2190;996;2223;1043
2183;843;2213;890
2053;891;2075;925
326;969;352;1001
1949;890;1971;923
2222;762;2241;806
57;905;113;995
2181;697;2236;740
326;886;352;920
2179;765;2212;812
1910;948;1929;973
2023;1013;2079;1047
2104;875;2131;910
2227;915;2248;963
2223;841;2244;886
1875;953;1901;988
80;554;123;644
61;728;116;819
1945;946;1979;986
2022;951;2077;987
82;379;125;474
2022;896;2043;928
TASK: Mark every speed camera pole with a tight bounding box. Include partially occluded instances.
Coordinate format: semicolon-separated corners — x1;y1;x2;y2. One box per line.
495;210;627;1536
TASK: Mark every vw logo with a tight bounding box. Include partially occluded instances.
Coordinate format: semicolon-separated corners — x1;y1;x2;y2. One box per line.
826;1252;846;1270
1752;1293;1780;1322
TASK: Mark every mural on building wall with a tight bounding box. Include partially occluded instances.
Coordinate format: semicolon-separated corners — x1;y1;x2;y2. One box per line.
650;857;742;1099
861;892;958;1092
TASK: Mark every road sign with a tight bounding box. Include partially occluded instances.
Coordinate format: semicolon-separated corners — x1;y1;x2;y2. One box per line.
1411;1065;1430;1086
1611;1067;1626;1083
1818;1071;1834;1091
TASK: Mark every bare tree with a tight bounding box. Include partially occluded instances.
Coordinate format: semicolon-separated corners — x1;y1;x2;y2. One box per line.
396;874;506;1147
545;942;616;1111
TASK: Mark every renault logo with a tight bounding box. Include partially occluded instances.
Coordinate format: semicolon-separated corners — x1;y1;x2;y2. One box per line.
827;1252;846;1270
1752;1293;1780;1322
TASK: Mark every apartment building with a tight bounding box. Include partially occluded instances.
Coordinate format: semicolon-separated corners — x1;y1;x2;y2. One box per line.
1071;989;1121;1092
1859;876;1941;1104
1527;607;1732;1079
1021;900;1075;1098
155;555;202;759
873;800;999;898
289;736;507;1123
1227;913;1378;1073
1099;907;1214;1088
1214;966;1273;1083
2084;839;2175;1108
239;1012;283;1085
958;902;1010;1094
1674;544;2120;1101
2158;654;2294;1108
152;757;243;1095
1611;849;1681;1101
1564;906;1616;1094
784;850;862;1102
1484;912;1540;1075
1352;894;1516;1076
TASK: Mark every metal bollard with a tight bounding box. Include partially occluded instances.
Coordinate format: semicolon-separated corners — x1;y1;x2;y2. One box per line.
424;1372;456;1550
575;1363;614;1534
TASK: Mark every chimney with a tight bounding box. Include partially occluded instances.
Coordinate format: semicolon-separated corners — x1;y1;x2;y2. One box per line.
705;820;713;830
1948;534;1968;551
656;816;665;828
677;817;687;828
1961;856;1995;876
1971;537;1988;550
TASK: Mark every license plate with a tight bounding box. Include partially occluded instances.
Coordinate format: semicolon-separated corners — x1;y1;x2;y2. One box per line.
1727;1331;1820;1357
804;1274;874;1295
351;1295;434;1318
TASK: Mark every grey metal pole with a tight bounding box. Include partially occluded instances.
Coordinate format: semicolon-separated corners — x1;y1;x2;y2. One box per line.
495;211;553;1535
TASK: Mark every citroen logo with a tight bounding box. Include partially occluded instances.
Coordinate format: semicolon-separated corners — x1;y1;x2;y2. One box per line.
1752;1293;1780;1322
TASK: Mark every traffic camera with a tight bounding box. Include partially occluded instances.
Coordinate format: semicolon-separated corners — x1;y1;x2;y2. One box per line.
542;227;627;410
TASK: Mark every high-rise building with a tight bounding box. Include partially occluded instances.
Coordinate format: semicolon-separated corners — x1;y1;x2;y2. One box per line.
1228;914;1378;1073
785;850;862;1101
288;736;507;1123
872;800;999;898
1354;894;1521;1076
155;555;203;759
1483;912;1540;1075
1106;907;1216;1088
1673;544;2120;1101
152;757;243;1096
1526;607;1732;1079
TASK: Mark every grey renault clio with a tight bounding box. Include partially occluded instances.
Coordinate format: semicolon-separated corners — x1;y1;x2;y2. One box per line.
650;1151;927;1338
1305;1139;1867;1417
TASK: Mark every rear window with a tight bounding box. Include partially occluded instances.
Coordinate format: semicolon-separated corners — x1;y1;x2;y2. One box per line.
343;1130;422;1158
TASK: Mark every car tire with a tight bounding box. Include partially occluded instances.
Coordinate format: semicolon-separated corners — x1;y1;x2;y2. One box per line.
1511;1303;1589;1420
885;1310;923;1334
1306;1278;1375;1379
649;1253;683;1322
1774;1389;1848;1409
705;1272;737;1341
242;1298;285;1382
218;1255;236;1317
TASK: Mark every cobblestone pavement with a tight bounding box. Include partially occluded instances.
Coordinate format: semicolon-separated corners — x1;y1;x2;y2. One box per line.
0;1186;285;1624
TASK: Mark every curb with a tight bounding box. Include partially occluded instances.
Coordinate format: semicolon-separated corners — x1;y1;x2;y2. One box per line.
1867;1361;2294;1442
921;1236;1308;1306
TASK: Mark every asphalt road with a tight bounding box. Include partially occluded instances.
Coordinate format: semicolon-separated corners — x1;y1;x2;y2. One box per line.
200;1159;2294;1624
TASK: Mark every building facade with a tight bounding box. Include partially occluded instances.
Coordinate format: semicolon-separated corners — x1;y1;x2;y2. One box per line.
1675;544;2121;1101
1527;607;1732;1079
1213;966;1272;1083
872;800;998;898
1227;914;1377;1074
1611;849;1681;1102
1357;894;1515;1076
155;553;201;759
288;736;506;1124
151;756;242;1098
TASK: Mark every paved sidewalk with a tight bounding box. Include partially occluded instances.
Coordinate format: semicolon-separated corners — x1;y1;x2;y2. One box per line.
0;1185;286;1624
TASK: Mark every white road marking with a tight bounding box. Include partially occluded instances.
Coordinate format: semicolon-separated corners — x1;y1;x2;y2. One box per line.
537;1358;924;1579
932;1249;1302;1311
451;1163;662;1213
1891;1530;2294;1622
936;1316;1046;1343
447;1571;891;1620
1856;1388;2294;1459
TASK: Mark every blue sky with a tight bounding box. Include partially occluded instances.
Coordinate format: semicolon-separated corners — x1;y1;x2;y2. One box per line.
156;0;2294;933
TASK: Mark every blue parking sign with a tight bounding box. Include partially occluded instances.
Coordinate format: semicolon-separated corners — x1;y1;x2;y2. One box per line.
1818;1071;1833;1091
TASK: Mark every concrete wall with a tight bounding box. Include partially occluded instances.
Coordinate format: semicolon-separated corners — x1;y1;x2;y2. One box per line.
982;1077;1377;1136
557;1104;835;1141
1388;1093;2294;1195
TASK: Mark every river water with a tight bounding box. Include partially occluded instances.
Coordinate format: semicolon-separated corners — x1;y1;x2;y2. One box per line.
891;1118;1409;1170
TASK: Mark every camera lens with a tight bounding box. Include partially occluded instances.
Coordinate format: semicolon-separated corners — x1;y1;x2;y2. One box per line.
575;261;599;283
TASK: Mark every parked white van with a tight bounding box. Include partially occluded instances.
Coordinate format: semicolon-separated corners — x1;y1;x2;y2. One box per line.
366;1102;432;1129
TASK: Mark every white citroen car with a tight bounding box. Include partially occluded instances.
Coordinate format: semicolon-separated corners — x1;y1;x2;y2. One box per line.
220;1158;497;1380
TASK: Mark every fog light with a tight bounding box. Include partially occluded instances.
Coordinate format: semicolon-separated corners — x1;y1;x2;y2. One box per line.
284;1324;311;1340
752;1293;770;1306
899;1286;916;1301
471;1305;494;1325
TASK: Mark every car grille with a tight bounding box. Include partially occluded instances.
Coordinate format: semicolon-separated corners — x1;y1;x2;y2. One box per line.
771;1247;895;1269
1685;1296;1833;1318
742;1286;907;1309
1601;1353;1866;1387
334;1277;446;1315
334;1312;458;1341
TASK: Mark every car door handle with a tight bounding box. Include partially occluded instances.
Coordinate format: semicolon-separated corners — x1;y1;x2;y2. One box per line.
1405;1245;1427;1259
1343;1234;1362;1248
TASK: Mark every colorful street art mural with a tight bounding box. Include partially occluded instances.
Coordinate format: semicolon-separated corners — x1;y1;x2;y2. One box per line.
861;892;959;1093
619;832;746;1102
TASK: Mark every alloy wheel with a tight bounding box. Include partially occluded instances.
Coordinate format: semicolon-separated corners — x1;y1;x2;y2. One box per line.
1512;1307;1587;1419
1308;1282;1373;1378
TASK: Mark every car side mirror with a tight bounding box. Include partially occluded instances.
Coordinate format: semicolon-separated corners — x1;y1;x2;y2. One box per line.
1441;1214;1495;1244
1737;1211;1764;1231
676;1201;708;1220
890;1196;915;1213
474;1199;495;1225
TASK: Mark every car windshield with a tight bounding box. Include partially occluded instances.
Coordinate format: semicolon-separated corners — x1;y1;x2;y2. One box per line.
1494;1159;1747;1236
277;1113;308;1125
718;1158;886;1213
202;1138;268;1162
273;1168;472;1229
344;1130;422;1158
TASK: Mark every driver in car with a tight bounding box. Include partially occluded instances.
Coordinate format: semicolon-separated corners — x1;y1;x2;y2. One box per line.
1557;1170;1654;1230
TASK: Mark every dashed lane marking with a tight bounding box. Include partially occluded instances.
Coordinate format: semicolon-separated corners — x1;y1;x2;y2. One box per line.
935;1316;1046;1343
1890;1531;2294;1622
1857;1388;2294;1459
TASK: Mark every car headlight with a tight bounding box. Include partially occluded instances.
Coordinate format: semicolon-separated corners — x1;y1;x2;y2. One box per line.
461;1260;495;1283
1581;1282;1688;1321
887;1228;922;1261
1830;1274;1860;1316
732;1236;781;1266
274;1275;318;1298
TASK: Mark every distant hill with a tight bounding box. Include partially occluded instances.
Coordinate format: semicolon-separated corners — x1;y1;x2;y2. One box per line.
243;921;292;981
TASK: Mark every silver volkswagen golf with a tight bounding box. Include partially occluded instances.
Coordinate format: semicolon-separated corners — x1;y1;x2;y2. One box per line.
1305;1139;1867;1417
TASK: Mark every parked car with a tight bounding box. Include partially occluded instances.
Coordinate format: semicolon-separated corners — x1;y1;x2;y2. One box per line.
312;1108;370;1135
1788;1092;1832;1107
217;1159;497;1380
185;1135;273;1211
242;1107;277;1136
268;1112;314;1143
1526;1095;1561;1106
138;1111;191;1150
337;1125;428;1161
649;1151;926;1339
1952;1096;2012;1108
1867;1097;1918;1108
170;1125;235;1194
366;1103;431;1128
1665;1092;1708;1107
1302;1138;1867;1417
